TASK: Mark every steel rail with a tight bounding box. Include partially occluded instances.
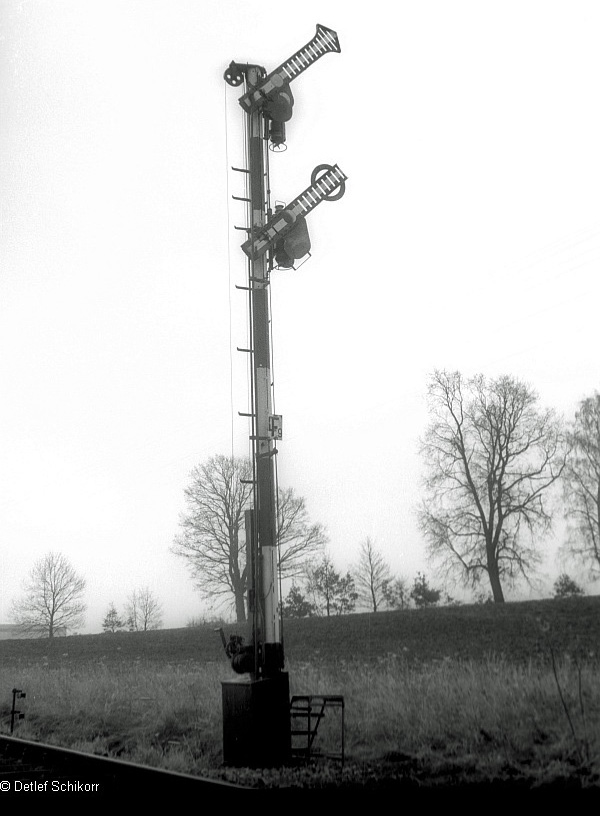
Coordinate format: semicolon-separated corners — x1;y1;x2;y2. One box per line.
0;733;255;800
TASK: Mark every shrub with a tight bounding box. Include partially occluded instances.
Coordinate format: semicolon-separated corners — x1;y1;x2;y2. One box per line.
553;573;584;599
410;572;441;608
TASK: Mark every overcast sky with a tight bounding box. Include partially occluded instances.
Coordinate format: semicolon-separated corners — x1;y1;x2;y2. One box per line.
2;1;600;633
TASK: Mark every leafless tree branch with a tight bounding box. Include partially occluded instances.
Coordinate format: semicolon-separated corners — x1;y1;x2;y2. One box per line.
418;370;566;602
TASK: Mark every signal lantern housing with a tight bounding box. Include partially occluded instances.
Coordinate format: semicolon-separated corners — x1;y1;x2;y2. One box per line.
274;214;311;268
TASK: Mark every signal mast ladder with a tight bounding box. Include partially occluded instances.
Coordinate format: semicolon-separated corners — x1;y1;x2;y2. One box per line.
289;695;345;765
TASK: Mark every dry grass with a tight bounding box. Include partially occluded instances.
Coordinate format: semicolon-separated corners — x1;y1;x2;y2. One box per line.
287;654;600;784
2;651;599;788
2;599;600;788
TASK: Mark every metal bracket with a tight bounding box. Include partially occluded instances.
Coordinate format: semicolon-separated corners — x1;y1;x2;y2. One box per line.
257;448;278;459
223;61;265;87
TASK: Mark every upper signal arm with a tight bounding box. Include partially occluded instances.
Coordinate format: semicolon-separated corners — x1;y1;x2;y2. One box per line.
238;24;341;114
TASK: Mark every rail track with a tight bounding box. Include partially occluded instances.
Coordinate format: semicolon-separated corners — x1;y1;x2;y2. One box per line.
0;733;255;801
2;733;596;806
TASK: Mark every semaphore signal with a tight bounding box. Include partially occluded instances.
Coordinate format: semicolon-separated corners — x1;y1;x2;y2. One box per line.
220;23;347;769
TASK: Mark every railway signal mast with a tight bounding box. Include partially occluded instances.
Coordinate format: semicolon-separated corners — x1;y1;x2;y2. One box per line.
221;24;346;767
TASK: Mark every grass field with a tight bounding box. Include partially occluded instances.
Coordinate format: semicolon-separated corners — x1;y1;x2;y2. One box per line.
1;597;599;793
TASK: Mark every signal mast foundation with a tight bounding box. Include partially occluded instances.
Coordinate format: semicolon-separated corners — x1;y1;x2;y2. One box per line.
222;674;290;767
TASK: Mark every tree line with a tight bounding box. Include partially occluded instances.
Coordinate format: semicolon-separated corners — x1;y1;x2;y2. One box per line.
281;543;447;618
8;374;599;635
9;551;163;638
101;588;163;633
171;375;599;618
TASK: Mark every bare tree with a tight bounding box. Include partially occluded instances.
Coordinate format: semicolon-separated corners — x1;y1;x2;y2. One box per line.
171;455;254;623
419;370;566;603
561;392;600;580
126;587;163;631
172;455;326;622
353;537;392;612
11;552;86;638
276;487;327;578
